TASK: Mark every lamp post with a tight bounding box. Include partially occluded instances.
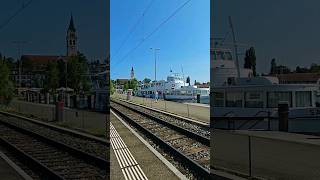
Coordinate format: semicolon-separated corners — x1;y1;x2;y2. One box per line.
150;48;160;100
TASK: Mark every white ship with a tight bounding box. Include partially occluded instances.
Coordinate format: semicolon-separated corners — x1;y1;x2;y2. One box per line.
136;72;209;103
211;48;320;132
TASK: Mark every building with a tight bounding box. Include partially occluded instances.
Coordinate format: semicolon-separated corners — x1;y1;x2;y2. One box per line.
66;15;78;56
275;73;320;84
130;67;134;79
11;15;78;88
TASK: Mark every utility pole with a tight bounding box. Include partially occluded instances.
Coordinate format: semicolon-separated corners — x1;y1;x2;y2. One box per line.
13;41;28;88
150;47;160;100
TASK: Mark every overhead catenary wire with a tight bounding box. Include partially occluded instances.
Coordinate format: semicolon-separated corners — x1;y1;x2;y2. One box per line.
111;0;155;61
112;0;192;76
0;0;33;31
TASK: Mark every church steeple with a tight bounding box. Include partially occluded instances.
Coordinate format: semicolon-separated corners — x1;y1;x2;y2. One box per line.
68;14;76;32
130;67;134;79
66;14;77;56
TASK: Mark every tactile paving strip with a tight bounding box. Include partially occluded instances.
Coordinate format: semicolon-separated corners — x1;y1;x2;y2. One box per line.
110;123;148;180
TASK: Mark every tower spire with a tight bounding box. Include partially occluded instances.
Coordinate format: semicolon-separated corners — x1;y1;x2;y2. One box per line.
68;14;76;32
66;13;77;56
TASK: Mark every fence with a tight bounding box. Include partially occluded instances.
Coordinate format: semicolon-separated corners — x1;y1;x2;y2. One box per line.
112;93;209;123
212;129;320;179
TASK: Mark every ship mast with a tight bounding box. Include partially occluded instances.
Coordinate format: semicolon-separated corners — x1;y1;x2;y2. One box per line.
228;16;241;78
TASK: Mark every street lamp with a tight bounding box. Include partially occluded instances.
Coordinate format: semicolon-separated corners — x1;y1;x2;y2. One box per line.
150;47;160;100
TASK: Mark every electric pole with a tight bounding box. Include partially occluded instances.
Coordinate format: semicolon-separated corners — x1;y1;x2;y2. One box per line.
13;41;28;88
150;47;160;100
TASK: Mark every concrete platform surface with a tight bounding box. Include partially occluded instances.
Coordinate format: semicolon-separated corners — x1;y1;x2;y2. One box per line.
110;111;184;180
0;151;32;180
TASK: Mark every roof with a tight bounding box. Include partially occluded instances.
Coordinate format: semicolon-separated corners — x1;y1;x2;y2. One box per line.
21;55;67;64
275;73;320;84
68;15;76;32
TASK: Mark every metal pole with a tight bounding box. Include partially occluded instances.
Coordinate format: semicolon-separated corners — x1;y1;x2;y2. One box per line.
228;16;240;78
150;48;160;101
248;136;252;177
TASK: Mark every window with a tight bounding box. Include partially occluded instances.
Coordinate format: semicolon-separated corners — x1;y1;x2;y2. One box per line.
226;92;242;107
245;92;264;108
267;91;292;108
296;91;312;107
213;92;224;107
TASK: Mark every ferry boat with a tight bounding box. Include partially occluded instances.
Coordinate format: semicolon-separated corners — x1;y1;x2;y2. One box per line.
136;72;210;103
211;48;320;128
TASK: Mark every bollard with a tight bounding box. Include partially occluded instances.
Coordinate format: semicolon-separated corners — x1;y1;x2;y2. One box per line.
278;102;289;132
55;100;64;122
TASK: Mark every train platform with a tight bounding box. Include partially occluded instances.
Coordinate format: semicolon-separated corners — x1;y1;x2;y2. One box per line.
0;151;32;180
110;110;186;180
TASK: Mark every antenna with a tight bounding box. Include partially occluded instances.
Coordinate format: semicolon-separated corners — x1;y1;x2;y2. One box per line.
228;16;241;78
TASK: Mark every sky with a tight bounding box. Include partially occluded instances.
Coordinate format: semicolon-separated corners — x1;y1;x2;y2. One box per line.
0;0;107;61
214;0;320;74
111;0;210;83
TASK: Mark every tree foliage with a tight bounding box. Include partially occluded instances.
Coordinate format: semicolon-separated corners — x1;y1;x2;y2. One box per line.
44;61;59;93
124;78;138;91
186;76;191;86
0;59;14;104
66;52;90;93
110;80;115;95
244;47;257;76
270;58;277;75
143;78;151;84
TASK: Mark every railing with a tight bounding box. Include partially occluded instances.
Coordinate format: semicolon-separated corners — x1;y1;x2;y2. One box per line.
214;110;273;131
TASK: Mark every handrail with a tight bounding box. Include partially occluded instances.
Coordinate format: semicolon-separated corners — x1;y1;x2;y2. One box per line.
223;111;237;117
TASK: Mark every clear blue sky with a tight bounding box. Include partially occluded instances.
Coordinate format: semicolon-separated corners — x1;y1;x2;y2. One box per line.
0;0;107;61
214;0;320;74
111;0;210;83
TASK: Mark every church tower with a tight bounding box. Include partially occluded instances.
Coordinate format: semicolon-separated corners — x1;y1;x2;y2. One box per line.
130;67;134;79
66;15;77;56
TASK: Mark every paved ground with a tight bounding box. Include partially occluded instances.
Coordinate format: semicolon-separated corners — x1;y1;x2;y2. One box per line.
0;152;29;180
110;112;181;180
110;147;125;180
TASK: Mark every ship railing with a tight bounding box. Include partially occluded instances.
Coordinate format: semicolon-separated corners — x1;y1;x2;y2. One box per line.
214;110;272;130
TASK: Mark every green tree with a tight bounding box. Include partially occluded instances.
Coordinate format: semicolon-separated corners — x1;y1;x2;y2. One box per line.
67;52;90;92
244;47;257;76
44;61;59;93
270;58;277;75
143;78;151;84
0;59;14;104
310;63;320;73
186;76;191;86
110;80;115;95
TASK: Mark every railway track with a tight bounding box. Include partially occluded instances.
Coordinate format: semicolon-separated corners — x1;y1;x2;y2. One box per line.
110;99;210;179
0;111;109;180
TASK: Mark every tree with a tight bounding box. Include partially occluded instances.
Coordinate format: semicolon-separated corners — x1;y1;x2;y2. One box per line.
0;59;14;104
124;78;139;91
310;63;320;73
67;52;90;92
143;78;151;84
186;76;191;86
110;80;115;95
194;80;202;85
44;61;59;93
270;58;277;75
244;47;257;76
57;59;66;87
